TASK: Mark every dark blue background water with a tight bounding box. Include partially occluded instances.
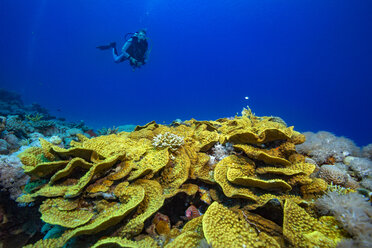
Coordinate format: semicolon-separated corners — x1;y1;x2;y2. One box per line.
1;0;371;146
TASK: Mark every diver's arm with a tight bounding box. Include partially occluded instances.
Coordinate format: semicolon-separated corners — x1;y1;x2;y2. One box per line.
121;38;133;59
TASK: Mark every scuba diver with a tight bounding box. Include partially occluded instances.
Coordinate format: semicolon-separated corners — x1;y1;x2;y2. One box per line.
96;29;149;71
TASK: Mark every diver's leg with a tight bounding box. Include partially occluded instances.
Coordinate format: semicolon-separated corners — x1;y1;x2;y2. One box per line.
112;43;127;63
113;49;127;63
97;42;116;50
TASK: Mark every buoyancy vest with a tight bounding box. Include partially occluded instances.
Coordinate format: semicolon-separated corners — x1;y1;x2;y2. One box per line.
126;36;148;63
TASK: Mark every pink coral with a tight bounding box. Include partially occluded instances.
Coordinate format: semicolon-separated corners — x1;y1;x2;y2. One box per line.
185;205;201;220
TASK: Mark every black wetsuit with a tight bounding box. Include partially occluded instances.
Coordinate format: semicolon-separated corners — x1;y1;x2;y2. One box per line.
125;36;148;67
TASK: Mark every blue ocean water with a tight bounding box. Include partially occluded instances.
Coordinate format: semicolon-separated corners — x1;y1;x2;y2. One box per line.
0;0;371;146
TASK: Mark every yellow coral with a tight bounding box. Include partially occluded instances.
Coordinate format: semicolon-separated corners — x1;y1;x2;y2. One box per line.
165;231;203;248
156;147;191;198
119;179;165;238
283;200;346;248
17;185;70;203
65;184;145;244
91;237;160;248
172;183;199;196
49;157;93;184
234;144;291;167
86;178;113;193
67;155;123;197
225;159;292;191
192;123;219;152
238;210;283;238
214;155;258;201
18;147;44;167
182;215;204;234
228;175;292;192
127;148;169;180
25;185;145;248
327;182;356;194
23;160;68;178
20;112;343;248
39;138;57;161
39;198;94;228
203;202;280;248
71;133;151;160
219;115;295;144
290;131;306;144
300;178;328;196
189;152;215;183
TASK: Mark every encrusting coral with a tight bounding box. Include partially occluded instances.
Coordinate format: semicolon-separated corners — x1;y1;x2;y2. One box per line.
15;107;354;248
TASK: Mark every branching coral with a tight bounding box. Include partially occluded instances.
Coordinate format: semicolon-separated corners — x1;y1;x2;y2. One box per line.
97;126;119;135
208;142;233;166
25;113;43;122
152;132;184;152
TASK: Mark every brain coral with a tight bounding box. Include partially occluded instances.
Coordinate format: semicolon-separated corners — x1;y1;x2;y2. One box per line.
16;109;352;248
318;164;348;185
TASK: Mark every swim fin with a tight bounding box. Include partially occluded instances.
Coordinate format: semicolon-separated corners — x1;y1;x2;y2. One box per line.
96;42;116;50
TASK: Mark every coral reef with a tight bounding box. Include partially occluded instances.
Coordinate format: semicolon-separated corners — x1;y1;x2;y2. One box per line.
315;191;372;247
362;144;372;160
296;131;360;164
0;154;30;200
152;132;184;152
0;139;8;154
208;142;234;166
97;126;119;135
13;108;358;248
344;156;372;179
0;91;369;248
0;193;41;248
0;116;5;134
25;113;44;122
0;89;24;116
360;178;372;191
318;164;358;189
0;89;100;157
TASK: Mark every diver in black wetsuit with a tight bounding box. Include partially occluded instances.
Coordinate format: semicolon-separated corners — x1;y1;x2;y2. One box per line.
97;29;149;71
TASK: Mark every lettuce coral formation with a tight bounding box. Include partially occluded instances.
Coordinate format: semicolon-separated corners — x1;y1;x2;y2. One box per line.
17;108;354;248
